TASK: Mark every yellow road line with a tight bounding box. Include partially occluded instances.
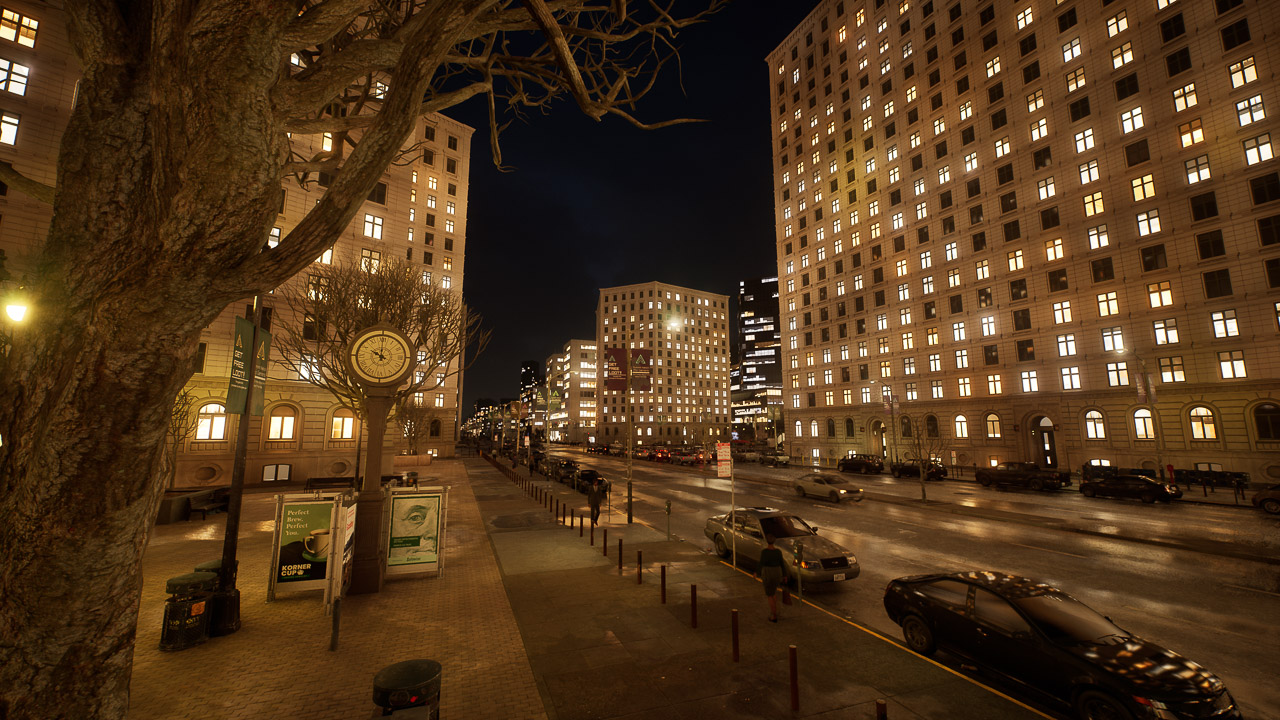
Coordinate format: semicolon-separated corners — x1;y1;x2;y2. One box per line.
713;558;1056;720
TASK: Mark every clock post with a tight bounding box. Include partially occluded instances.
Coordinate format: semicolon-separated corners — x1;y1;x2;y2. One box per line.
345;325;415;595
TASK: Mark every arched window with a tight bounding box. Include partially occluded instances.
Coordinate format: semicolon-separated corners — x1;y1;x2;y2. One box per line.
268;406;296;440
985;413;1001;438
794;420;803;438
809;419;819;437
925;415;939;437
845;417;856;437
954;415;969;438
826;418;836;437
901;416;913;437
196;403;227;440
332;409;356;439
1085;410;1106;439
1189;406;1217;440
1255;403;1280;441
429;419;441;437
1133;409;1154;439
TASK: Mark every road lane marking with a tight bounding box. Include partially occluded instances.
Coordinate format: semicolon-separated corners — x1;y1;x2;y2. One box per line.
1003;541;1087;559
1223;583;1280;598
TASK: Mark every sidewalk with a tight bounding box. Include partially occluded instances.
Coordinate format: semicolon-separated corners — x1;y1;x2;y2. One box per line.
127;457;1048;719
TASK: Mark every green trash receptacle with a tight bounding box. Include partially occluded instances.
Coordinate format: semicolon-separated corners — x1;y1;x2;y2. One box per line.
194;559;241;637
159;571;217;652
373;659;441;717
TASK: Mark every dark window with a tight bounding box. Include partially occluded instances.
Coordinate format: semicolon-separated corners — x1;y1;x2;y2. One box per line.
367;181;387;205
956;75;969;94
1057;8;1077;32
1069;97;1091;121
935;141;949;159
194;342;207;374
1190;192;1219;221
1033;147;1052;169
1013;308;1031;330
1010;278;1028;300
1166;48;1192;77
952;27;965;46
912;154;924;170
1203;269;1233;298
1040;207;1060;230
1258;215;1280;246
1196;231;1225;259
1000;192;1017;213
990;109;1007;130
1220;19;1250;51
987;82;1004;103
979;4;994;25
983;31;998;51
978;287;993;307
972;231;988;251
1048;269;1069;291
1216;0;1243;13
1022;61;1040;84
924;301;937;319
1091;258;1114;283
1016;339;1036;362
962;126;975;145
807;392;816;407
1254;403;1280;441
967;178;982;198
1160;14;1185;43
940;190;953;208
997;163;1014;185
1250;173;1280;205
1114;73;1139;101
1020;31;1038;54
954;50;967;70
1141;244;1168;271
969;204;984;225
1124;140;1150;167
950;295;964;314
950;3;962;21
1267;258;1280;289
984;345;1000;365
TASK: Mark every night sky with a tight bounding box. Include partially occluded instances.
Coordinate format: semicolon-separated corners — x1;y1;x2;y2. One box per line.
451;1;822;416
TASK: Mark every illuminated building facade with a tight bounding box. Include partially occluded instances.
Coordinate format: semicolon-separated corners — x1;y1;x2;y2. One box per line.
545;339;598;444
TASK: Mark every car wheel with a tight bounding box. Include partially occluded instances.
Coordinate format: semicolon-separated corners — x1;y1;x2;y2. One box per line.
1030;479;1045;491
978;475;992;487
901;614;936;656
713;534;729;558
1262;499;1280;514
795;485;806;498
829;491;840;503
1081;486;1097;498
1141;493;1156;504
1074;689;1134;720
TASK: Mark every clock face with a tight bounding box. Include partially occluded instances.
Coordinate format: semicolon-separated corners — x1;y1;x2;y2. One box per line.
350;330;412;385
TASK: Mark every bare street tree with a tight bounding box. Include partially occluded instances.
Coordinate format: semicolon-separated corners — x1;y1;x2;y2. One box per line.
0;2;724;717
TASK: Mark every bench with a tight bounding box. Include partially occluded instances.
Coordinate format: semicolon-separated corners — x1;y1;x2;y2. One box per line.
189;495;229;521
304;476;358;492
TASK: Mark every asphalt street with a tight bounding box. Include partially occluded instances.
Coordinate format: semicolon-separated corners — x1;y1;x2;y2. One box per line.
540;449;1280;720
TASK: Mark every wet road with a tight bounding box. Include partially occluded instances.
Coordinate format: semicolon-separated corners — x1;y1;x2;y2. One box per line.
546;450;1280;720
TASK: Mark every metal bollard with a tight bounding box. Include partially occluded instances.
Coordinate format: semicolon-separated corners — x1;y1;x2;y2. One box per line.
580;515;584;537
731;609;739;662
636;550;642;584
603;529;608;556
617;539;623;571
590;524;594;546
660;565;667;604
876;698;888;719
691;584;698;628
329;597;341;652
789;645;799;711
555;498;559;516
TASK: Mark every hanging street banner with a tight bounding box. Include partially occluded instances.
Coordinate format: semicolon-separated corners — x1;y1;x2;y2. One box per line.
604;347;628;391
630;348;653;391
226;316;272;415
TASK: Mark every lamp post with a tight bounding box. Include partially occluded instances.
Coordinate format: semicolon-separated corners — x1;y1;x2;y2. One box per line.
1121;348;1166;482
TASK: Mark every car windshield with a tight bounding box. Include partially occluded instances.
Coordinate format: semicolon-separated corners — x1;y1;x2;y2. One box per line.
580;471;600;480
1014;592;1130;645
819;476;853;486
758;515;815;538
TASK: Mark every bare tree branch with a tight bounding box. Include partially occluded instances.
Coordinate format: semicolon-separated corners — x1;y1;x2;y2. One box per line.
282;0;375;51
0;162;55;205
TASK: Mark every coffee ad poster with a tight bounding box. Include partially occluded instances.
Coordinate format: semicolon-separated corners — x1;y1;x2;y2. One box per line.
275;501;334;583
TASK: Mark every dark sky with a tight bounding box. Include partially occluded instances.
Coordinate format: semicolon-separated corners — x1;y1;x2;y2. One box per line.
452;1;821;415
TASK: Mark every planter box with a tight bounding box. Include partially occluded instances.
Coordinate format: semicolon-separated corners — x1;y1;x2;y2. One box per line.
392;454;433;469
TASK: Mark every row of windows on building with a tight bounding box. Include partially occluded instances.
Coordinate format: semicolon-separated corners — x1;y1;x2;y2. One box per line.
193;402;446;442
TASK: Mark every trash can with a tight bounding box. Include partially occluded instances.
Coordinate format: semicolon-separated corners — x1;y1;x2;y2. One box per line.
373;659;441;717
194;559;223;589
194;559;241;637
159;571;217;652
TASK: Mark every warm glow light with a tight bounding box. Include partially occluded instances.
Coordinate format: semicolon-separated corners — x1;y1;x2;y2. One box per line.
5;303;26;322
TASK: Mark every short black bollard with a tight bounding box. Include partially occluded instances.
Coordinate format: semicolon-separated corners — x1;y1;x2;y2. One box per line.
790;645;799;711
555;498;559;516
660;565;667;604
636;550;643;584
691;584;698;629
329;597;341;652
617;539;623;571
580;515;584;537
590;524;594;546
876;698;888;719
731;609;740;662
603;529;608;556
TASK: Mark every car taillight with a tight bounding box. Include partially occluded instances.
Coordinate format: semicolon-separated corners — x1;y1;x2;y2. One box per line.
1131;696;1153;707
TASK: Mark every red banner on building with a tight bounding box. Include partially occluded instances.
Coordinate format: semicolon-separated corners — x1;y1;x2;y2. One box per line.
630;348;653;391
604;347;628;392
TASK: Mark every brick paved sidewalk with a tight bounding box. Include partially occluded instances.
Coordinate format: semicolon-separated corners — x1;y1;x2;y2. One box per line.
129;460;545;720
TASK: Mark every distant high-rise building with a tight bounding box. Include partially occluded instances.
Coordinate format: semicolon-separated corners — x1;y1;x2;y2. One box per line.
731;277;784;442
770;0;1279;478
596;281;731;447
518;361;544;440
545;339;598;443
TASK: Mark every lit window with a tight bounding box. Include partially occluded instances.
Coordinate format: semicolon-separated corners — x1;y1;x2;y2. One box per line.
0;9;38;48
1137;210;1161;236
1074;128;1095;153
1173;83;1197;112
1101;327;1124;352
953;322;966;341
268;407;296;440
1147;281;1173;308
1021;371;1038;393
1133;409;1154;439
1120;106;1144;134
1154;318;1179;345
1159;356;1185;383
1244;134;1273;166
1085;411;1106;439
360;247;381;272
1185;155;1210;184
1066;67;1086;92
964;152;979;172
1053;301;1073;324
1088;225;1109;250
958;377;972;397
1111;43;1133;69
938;166;951;183
976;260;990;280
1007;250;1023;272
1189;407;1218;439
1030;118;1048;143
0;111;17;145
1045;238;1063;261
1017;7;1033;29
948;269;960;287
985;413;1002;437
363;214;384;239
986;56;1001;78
1097;291;1119;317
994;137;1011;157
1062;38;1081;63
1179;119;1204;147
954;415;969;438
945;242;958;261
196;403;228;441
987;375;1002;394
981;316;996;337
0;58;28;95
1038;177;1056;200
959;101;973;121
934;117;946;135
1237;95;1265;126
1057;333;1076;356
1083;191;1104;217
1131;174;1155;201
1229;57;1257;89
1211;310;1239;338
955;349;969;368
1062;366;1081;390
932;381;944;399
1106;12;1127;37
1078;160;1099;185
1027;89;1045;113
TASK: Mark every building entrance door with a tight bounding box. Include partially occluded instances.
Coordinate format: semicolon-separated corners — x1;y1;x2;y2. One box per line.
1036;416;1057;467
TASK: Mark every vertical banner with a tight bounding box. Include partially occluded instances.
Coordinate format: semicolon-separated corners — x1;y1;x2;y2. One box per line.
630;348;653;391
251;328;271;416
604;347;629;391
225;317;254;414
386;487;449;576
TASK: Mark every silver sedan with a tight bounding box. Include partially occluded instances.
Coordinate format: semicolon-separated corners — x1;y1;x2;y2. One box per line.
704;507;859;585
794;473;865;503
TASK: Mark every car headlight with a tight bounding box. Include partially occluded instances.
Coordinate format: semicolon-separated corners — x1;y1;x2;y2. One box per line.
846;555;858;564
838;489;847;494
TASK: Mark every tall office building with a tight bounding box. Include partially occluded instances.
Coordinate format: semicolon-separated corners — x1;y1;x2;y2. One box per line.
769;0;1279;478
545;339;599;443
731;277;784;441
0;2;473;484
518;360;545;441
596;281;732;446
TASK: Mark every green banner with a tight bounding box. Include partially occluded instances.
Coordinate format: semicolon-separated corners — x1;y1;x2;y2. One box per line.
251;327;271;416
226;317;271;416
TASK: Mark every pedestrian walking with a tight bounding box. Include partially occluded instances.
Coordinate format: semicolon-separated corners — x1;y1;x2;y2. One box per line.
588;479;606;526
759;535;786;622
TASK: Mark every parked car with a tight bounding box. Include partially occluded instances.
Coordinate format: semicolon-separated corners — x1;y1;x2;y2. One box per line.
883;571;1240;720
1079;475;1182;504
975;461;1069;491
890;457;947;481
704;507;858;585
1252;484;1280;514
573;469;610;494
838;453;884;474
760;451;790;467
675;448;706;465
550;460;578;483
731;449;762;463
794;473;865;503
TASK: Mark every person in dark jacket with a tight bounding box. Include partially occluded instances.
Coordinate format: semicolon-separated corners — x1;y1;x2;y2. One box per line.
759;534;785;622
587;480;606;526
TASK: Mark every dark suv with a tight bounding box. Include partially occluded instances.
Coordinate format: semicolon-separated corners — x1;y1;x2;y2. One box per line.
976;462;1069;491
1079;475;1182;504
838;454;884;474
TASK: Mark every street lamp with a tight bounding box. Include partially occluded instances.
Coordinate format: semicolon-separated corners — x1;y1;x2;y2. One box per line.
1118;347;1167;481
4;283;28;323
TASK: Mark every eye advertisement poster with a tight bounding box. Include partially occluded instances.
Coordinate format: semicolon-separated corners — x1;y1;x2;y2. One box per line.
386;488;448;575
